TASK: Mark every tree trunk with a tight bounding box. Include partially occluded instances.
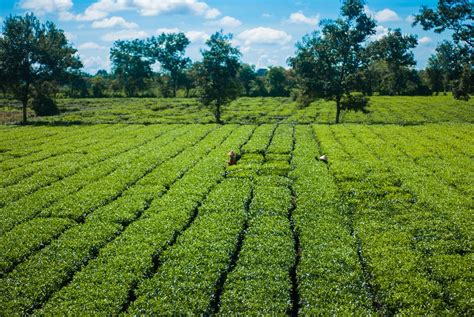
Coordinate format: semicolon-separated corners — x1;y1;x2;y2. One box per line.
22;99;27;124
335;96;341;124
215;104;222;124
22;82;29;124
173;77;177;98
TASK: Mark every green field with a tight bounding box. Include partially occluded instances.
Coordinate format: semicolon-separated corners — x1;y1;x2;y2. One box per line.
1;95;473;125
0;97;473;315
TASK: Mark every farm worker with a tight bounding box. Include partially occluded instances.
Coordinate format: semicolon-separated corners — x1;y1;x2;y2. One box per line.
319;154;328;163
228;150;237;165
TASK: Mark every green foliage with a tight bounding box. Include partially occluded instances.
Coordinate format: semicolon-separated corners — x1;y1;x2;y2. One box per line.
340;92;370;113
367;29;418;95
267;66;289;97
249;186;292;217
242;124;275;153
31;94;60;116
110;39;153;97
127;179;251;314
315;123;473;314
146;32;191;97
267;124;293;154
290;126;371;314
0;221;122;315
452;63;471;101
0;13;82;123
413;0;473;47
289;0;376;123
426;55;444;95
2;95;473;125
0;120;472;315
197;31;242;123
219;215;294;314
249;77;268;97
91;75;107;97
238;63;256;96
36;125;254;315
427;41;468;96
0;217;75;274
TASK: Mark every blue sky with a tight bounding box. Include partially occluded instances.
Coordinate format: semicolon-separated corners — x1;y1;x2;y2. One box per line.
0;0;451;74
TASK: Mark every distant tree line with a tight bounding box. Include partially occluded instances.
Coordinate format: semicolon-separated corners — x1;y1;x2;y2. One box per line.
0;0;472;124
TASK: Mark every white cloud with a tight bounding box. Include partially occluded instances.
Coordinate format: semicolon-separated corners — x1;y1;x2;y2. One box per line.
240;46;251;53
262;13;271;18
376;9;400;22
80;54;111;72
59;11;76;21
405;15;415;23
156;28;180;34
133;0;220;19
77;0;129;21
371;25;389;41
75;0;220;21
419;36;432;45
20;0;73;15
288;11;319;25
205;8;221;19
364;5;400;22
237;27;292;46
92;16;138;29
185;31;210;43
64;31;77;41
78;42;107;50
101;29;148;41
256;54;278;68
208;16;242;28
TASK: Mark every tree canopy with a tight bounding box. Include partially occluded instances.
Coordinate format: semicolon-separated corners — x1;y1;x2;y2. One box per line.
289;0;376;123
413;0;473;48
367;29;418;95
0;13;82;123
110;39;153;97
196;31;241;123
147;32;191;97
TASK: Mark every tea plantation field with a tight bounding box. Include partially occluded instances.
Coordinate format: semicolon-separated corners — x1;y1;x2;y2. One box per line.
1;95;473;124
0;120;472;315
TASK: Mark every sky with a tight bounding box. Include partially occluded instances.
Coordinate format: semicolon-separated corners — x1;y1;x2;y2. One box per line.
0;0;452;74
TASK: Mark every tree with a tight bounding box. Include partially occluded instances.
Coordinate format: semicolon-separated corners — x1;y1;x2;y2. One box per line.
249;77;268;97
425;56;443;95
267;66;288;97
452;62;472;100
67;71;90;97
196;31;241;124
238;63;256;96
354;59;380;96
413;0;473;48
289;0;376;123
147;33;191;97
430;41;465;94
91;75;108;97
110;39;152;97
367;29;418;95
0;55;7;97
0;13;82;123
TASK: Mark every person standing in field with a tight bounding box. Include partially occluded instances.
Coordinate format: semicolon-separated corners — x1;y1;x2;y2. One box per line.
228;151;237;165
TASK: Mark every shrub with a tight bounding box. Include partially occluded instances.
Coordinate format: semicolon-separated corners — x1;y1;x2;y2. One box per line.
31;95;60;116
340;93;370;113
